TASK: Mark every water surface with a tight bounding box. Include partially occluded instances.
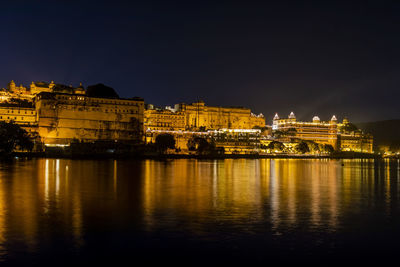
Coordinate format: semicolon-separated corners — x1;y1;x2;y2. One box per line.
0;158;399;265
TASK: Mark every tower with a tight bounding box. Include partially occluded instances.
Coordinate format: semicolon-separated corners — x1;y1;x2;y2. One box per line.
272;113;279;130
8;80;16;91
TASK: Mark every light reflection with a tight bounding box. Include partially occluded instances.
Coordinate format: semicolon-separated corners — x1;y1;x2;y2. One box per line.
56;159;60;199
287;160;296;225
328;163;338;229
0;173;6;260
44;159;49;213
0;158;397;261
385;159;391;213
310;161;321;228
113;160;117;196
141;158;382;233
270;159;279;231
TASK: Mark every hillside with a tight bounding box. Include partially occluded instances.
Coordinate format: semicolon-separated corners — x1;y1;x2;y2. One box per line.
356;120;400;151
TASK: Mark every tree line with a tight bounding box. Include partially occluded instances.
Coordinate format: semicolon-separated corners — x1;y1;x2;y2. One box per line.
153;133;334;155
0;121;34;157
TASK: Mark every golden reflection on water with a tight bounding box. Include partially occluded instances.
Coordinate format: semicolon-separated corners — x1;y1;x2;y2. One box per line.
39;159;84;247
142;159;393;233
0;158;398;260
143;159;267;231
0;174;6;260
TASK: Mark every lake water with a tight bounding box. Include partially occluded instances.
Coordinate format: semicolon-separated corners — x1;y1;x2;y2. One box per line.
0;158;399;265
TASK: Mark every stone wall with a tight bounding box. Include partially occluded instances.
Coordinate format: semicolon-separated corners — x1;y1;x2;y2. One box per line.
35;92;144;144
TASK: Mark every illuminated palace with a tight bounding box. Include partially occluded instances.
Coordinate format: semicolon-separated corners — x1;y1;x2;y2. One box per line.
144;101;266;154
144;101;265;131
272;112;373;153
337;118;373;153
0;81;144;148
0;79;373;154
144;104;185;131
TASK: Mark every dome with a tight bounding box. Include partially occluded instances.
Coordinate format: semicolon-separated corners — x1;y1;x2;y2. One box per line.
273;113;279;120
288;112;296;119
331;115;337;121
312;116;320;122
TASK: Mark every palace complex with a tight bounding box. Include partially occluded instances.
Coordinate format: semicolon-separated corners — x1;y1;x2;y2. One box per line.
0;81;144;149
271;112;373;153
144;101;266;131
36;92;143;145
0;80;374;154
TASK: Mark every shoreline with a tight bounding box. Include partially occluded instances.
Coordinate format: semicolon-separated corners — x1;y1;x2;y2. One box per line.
9;151;382;160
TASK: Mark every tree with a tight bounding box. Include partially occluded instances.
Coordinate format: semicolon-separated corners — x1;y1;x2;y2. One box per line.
86;83;119;98
187;137;197;151
295;141;309;154
197;138;215;154
187;137;216;154
0;121;34;155
273;130;284;138
308;141;319;153
320;144;334;154
273;128;296;138
267;141;285;152
155;134;175;154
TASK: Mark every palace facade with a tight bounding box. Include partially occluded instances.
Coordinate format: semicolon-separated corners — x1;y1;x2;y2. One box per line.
144;101;265;131
337;118;373;153
36;92;143;145
144;105;185;131
272;112;338;149
0;80;144;148
272;112;373;153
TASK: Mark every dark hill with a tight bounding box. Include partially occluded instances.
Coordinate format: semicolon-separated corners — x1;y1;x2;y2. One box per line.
356;120;400;151
86;83;119;99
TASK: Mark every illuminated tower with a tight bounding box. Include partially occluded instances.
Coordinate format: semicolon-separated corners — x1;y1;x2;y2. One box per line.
312;116;320;123
8;80;16;91
330;115;337;124
288;111;296;122
272;113;279;130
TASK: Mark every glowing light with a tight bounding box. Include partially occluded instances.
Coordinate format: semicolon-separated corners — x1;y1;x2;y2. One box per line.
44;144;70;147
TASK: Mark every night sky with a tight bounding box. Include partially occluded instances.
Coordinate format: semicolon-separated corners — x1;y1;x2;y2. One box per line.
0;0;399;123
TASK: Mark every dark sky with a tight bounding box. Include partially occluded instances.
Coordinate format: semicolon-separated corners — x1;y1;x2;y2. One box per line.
0;0;399;123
